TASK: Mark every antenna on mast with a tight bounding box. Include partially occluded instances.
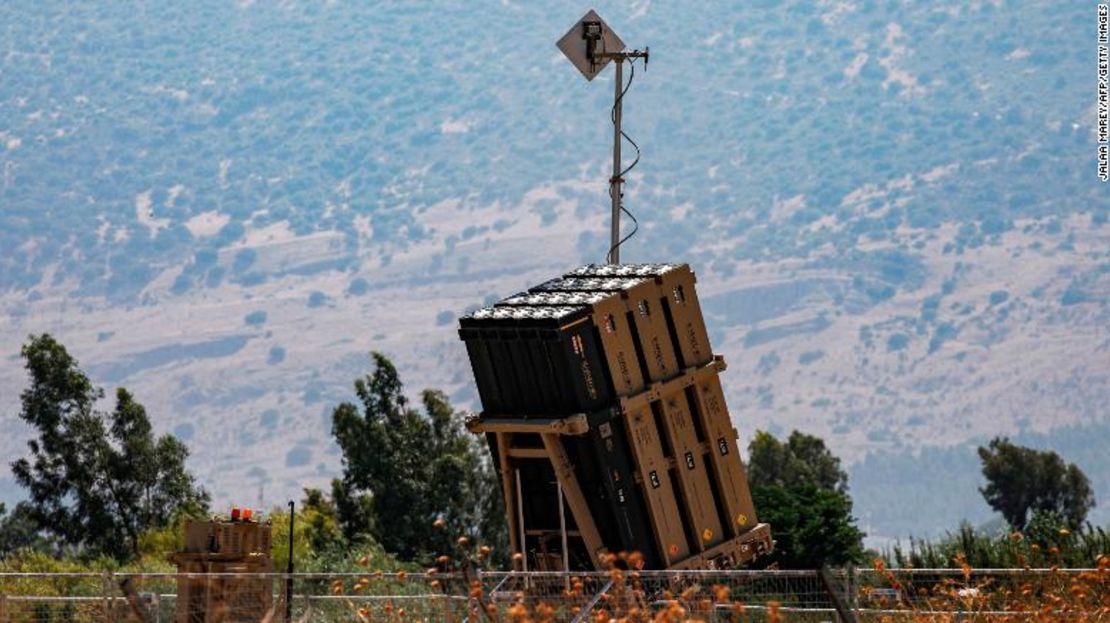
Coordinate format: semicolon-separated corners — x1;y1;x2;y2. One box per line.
557;10;649;265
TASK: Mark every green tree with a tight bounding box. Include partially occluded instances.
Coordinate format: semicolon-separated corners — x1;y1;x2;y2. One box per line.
0;502;45;556
331;352;506;564
10;334;209;561
330;477;375;541
751;483;865;569
268;488;350;572
978;437;1095;529
299;487;343;554
748;430;848;493
747;430;863;568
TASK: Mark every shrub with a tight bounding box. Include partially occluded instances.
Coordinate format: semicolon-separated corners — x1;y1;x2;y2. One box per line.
244;310;267;326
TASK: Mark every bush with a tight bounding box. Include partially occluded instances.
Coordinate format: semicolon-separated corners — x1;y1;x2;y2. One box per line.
244;310;267;326
888;521;1110;569
260;410;279;430
286;445;312;467
347;277;370;296
267;346;286;365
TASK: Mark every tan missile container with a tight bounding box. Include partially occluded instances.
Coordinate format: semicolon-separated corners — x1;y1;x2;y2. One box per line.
459;263;771;570
169;518;273;622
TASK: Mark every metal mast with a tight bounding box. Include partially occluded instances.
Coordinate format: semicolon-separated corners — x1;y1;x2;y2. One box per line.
611;57;623;265
557;10;648;265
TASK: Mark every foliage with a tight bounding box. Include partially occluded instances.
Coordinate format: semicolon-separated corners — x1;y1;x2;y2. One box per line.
299;487;344;553
331;352;506;565
751;483;865;569
0;521;183;575
0;502;46;557
257;487;415;579
978;436;1095;529
9;334;210;562
888;518;1110;570
746;430;864;568
331;476;376;543
866;556;1110;621
265;486;356;573
748;429;848;493
0;2;1097;296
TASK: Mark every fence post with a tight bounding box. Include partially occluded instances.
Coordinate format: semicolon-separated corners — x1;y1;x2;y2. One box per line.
851;566;860;613
819;567;859;623
119;577;154;623
0;592;8;623
102;571;113;623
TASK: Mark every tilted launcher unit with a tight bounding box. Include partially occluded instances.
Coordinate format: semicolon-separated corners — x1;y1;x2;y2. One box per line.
458;263;772;571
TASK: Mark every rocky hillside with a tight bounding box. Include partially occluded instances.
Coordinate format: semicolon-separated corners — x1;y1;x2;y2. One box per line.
1;1;1105;541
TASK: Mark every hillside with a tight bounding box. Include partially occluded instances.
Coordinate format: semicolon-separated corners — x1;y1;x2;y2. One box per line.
1;0;1106;541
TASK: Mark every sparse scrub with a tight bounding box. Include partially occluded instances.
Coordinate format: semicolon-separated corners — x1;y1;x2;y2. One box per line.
888;520;1110;571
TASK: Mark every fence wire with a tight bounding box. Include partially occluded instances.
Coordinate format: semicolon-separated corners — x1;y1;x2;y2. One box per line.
0;567;1106;622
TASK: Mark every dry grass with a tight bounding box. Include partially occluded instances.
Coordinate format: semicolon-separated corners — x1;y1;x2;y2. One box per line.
859;554;1110;622
326;544;1109;622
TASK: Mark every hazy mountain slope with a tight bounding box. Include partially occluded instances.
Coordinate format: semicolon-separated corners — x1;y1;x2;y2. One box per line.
1;0;1105;541
851;417;1110;542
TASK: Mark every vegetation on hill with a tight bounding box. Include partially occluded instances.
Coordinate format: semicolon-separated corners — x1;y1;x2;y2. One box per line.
1;2;1104;547
0;2;1100;297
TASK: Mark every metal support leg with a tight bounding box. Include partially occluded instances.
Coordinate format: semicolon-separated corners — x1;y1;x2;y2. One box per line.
515;469;528;574
557;481;570;588
496;434;521;571
541;434;606;569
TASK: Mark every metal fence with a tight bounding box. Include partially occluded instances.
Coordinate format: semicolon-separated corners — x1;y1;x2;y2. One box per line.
0;567;1107;622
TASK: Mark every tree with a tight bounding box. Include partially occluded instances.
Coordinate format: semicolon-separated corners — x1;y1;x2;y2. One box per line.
330;477;375;542
10;334;210;561
0;502;45;557
299;487;343;554
750;483;865;569
331;352;506;564
978;437;1095;529
268;488;348;572
748;430;848;493
747;430;863;568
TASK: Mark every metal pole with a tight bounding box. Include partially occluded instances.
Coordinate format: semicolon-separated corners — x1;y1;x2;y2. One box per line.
557;481;570;589
285;500;294;623
118;577;154;623
514;469;528;574
819;567;860;623
101;571;111;623
609;58;623;265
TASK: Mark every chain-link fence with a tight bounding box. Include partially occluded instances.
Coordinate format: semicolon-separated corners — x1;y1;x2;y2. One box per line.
1;567;1107;622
